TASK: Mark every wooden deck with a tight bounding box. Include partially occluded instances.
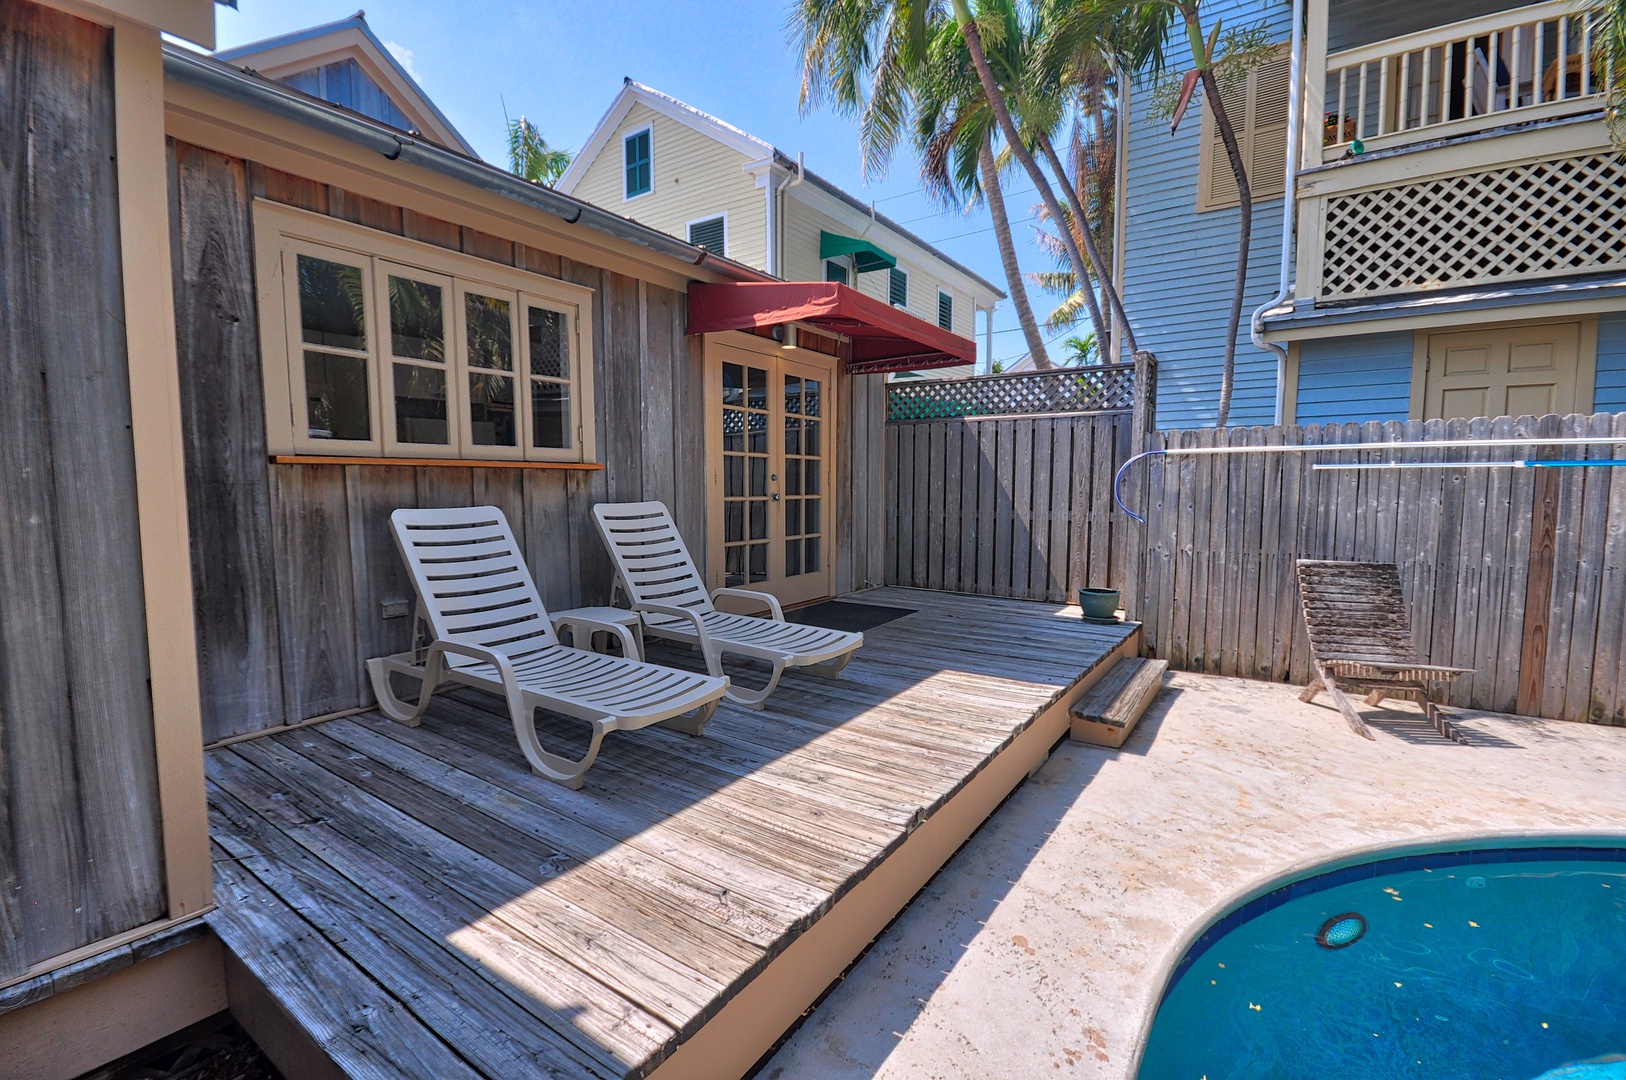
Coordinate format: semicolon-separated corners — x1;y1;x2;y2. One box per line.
205;589;1138;1080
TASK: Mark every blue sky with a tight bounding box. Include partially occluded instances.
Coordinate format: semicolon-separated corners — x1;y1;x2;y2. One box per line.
211;1;1079;370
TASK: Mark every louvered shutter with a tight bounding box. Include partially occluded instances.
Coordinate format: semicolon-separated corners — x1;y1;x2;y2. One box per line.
1249;52;1292;200
937;291;954;331
1199;44;1291;211
688;216;726;254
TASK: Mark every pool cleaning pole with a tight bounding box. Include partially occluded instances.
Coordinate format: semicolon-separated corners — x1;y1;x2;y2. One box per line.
1112;436;1626;522
1313;459;1626;471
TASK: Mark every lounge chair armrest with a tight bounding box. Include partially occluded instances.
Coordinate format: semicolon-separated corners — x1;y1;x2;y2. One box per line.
711;587;784;620
425;638;521;691
635;601;713;641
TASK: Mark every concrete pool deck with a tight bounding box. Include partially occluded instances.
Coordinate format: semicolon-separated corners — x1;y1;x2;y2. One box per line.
761;671;1626;1079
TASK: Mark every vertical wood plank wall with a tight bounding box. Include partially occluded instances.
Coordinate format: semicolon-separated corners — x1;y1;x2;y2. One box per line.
169;141;885;743
0;4;168;979
885;410;1626;725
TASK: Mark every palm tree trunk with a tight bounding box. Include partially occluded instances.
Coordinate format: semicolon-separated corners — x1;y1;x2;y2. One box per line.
1036;132;1136;356
980;139;1051;371
1199;65;1252;428
952;1;1109;351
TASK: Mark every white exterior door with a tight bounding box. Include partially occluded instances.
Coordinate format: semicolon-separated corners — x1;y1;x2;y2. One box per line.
706;338;837;607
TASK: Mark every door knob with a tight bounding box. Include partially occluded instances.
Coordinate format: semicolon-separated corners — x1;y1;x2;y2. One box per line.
771;493;781;501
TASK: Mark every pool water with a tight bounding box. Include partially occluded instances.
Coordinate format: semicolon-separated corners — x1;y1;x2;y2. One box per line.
1139;853;1626;1079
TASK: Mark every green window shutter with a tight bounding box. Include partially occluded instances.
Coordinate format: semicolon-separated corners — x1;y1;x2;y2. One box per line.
687;216;725;254
889;268;908;307
624;130;651;198
937;291;953;331
825;260;848;285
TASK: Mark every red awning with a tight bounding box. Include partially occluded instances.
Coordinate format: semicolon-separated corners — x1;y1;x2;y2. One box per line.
687;281;974;374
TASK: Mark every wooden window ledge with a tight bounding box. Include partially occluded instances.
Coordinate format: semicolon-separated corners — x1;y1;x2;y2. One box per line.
271;455;604;470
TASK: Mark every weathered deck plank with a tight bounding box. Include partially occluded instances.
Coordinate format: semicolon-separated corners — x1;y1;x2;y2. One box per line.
206;590;1135;1078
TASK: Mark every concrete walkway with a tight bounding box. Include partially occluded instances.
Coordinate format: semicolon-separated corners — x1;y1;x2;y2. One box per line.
761;671;1626;1079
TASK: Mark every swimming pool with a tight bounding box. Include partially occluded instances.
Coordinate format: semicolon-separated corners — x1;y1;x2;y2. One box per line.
1138;846;1626;1079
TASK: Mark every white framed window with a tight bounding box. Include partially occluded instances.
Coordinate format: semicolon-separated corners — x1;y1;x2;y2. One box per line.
254;200;596;462
686;212;727;255
824;259;849;285
889;266;908;307
624;126;652;200
937;290;954;331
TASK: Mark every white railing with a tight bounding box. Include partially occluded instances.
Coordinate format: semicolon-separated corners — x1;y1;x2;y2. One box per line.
1323;0;1614;155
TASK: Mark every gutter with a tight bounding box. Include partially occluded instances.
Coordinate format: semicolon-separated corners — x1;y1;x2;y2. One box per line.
163;46;770;284
1251;0;1306;425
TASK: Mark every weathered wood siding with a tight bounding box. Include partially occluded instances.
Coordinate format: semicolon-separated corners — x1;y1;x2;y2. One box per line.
170;144;736;742
887;411;1626;725
0;3;167;977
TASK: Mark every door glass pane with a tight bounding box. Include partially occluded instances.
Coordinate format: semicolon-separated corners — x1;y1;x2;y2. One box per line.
465;293;513;371
531;381;570;449
305;351;370;440
721;358;771;598
394;363;447;444
470;373;516;446
388;277;443;360
780;367;825;582
298;255;366;349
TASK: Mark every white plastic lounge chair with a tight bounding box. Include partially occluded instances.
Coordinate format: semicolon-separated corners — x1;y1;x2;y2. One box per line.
592;501;863;708
365;506;729;789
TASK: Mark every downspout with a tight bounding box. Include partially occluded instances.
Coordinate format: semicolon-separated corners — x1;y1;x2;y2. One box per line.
776;153;806;277
1250;0;1306;425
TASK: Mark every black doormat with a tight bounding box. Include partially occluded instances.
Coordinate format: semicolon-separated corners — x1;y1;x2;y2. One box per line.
785;600;917;633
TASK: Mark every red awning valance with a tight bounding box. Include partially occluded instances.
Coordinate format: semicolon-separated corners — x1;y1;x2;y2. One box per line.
687;281;974;374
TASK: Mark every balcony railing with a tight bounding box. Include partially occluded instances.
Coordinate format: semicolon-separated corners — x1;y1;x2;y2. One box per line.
1323;0;1614;157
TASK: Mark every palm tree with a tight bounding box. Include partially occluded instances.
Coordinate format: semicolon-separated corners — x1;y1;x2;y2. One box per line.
913;7;1060;367
1062;332;1097;364
1113;3;1279;426
506;117;572;186
792;0;1123;356
1591;0;1626;150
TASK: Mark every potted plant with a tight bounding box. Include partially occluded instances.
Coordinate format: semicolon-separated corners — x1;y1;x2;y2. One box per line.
1077;587;1121;624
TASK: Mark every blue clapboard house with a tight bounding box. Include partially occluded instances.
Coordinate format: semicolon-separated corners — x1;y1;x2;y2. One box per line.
1117;0;1626;427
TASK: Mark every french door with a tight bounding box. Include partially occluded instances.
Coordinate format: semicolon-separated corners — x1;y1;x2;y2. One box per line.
708;340;837;607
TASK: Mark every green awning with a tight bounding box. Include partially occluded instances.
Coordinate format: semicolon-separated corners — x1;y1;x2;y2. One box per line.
819;231;896;274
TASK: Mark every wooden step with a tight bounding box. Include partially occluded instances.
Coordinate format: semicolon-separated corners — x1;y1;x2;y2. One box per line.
1069;657;1169;748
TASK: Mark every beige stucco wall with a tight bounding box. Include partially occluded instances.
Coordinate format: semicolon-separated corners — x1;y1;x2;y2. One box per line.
781;197;977;339
569;102;767;269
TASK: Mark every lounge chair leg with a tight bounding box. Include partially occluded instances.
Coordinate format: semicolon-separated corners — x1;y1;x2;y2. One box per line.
1298;676;1323;704
1364;690;1387;707
1317;667;1375;740
804;652;854;680
660;699;717;736
511;704;608;790
725;660;786;710
367;654;444;728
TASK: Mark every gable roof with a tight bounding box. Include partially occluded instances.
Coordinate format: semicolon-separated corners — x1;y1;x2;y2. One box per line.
556;80;1005;300
213;11;476;158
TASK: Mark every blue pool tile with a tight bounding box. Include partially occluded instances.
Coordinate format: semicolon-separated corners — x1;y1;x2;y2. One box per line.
1471;848;1510;864
1346;863;1377;881
1432;850;1473;868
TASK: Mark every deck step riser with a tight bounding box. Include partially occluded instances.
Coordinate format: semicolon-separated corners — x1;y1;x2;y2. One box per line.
1069;658;1169;748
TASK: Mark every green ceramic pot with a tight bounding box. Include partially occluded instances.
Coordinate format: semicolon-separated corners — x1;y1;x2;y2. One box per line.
1078;587;1121;624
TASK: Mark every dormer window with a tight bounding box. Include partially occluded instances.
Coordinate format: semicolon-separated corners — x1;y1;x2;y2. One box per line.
624;128;652;199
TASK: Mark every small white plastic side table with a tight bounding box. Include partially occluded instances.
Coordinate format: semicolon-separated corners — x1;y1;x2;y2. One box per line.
550;607;645;662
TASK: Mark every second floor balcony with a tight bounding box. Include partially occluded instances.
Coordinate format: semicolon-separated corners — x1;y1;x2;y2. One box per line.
1290;0;1624;306
1319;0;1614;158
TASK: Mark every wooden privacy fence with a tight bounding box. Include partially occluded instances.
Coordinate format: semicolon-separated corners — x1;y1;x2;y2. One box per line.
884;412;1136;601
886;409;1626;725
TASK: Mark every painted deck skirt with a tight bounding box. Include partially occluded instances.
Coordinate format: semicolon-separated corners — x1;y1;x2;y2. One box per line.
204;589;1137;1079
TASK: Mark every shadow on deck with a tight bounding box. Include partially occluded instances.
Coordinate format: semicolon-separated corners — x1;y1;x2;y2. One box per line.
205;589;1138;1080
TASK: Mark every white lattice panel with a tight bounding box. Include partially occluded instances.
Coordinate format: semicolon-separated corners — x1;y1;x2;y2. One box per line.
1320;153;1626;299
